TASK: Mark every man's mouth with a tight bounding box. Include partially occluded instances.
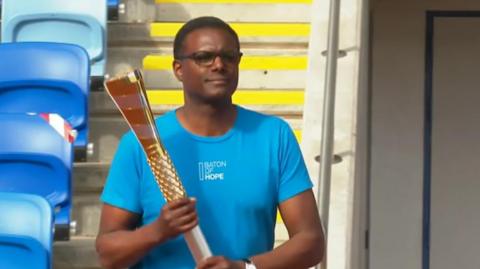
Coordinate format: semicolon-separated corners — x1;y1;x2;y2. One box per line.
205;78;229;84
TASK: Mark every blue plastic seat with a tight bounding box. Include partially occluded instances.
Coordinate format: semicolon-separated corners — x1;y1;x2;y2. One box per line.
0;113;73;240
0;42;90;149
1;0;107;77
0;192;53;269
108;0;119;20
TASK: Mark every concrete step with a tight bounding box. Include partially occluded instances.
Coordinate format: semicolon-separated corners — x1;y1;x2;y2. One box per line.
149;22;310;43
106;22;309;88
53;237;100;269
154;3;311;23
90;90;305;116
87;114;304;162
108;21;311;44
143;69;307;89
71;167;104;236
70;160;297;237
87;91;304;162
118;0;312;23
52;229;290;269
142;53;309;90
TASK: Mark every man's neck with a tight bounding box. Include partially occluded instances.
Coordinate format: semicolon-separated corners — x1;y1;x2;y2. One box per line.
176;102;237;137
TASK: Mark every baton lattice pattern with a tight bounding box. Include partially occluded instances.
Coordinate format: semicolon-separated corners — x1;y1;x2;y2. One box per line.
146;144;186;202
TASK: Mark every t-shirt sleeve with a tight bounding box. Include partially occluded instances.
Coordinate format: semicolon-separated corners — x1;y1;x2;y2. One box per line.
100;132;143;214
277;121;313;203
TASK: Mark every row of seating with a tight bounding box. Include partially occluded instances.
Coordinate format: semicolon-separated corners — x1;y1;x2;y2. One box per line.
0;112;73;268
1;0;107;79
0;42;90;151
108;0;122;20
0;112;73;229
0;1;111;268
0;0;121;20
0;192;53;269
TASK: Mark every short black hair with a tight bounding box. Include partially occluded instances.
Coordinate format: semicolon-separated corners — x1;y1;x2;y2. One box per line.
173;16;240;59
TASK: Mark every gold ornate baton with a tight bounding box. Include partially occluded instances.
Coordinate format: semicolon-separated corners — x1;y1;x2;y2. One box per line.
104;69;212;263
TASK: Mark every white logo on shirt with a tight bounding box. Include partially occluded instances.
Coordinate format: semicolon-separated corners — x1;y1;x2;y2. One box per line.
198;161;227;181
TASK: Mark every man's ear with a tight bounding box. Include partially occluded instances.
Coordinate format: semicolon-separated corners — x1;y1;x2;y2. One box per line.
172;60;183;82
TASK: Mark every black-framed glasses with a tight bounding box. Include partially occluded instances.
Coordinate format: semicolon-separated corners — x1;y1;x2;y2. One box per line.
176;51;243;67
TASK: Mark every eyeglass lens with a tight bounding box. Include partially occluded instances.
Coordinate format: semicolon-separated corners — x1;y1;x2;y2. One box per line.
189;51;242;66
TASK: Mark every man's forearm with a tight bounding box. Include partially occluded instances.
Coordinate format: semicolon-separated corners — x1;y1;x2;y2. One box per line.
251;231;325;269
96;223;166;269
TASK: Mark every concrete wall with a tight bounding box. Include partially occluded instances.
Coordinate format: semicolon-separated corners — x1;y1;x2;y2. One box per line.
301;0;367;268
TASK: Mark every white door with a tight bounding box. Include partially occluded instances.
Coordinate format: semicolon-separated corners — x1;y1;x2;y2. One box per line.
370;5;480;269
429;16;480;269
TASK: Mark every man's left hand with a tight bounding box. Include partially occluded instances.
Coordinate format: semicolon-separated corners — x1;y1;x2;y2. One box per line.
196;256;245;269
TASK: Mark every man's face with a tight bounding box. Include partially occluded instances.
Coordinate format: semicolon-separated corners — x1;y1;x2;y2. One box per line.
173;27;241;104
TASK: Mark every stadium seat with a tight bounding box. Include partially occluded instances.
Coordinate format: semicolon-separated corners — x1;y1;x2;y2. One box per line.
0;113;73;240
108;0;120;20
1;0;107;78
0;192;53;268
0;42;90;153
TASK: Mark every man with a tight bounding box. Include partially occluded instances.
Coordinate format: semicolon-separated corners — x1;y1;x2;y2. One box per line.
96;16;325;269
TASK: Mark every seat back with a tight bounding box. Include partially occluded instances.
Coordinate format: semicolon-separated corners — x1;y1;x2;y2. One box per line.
1;0;107;77
0;192;53;269
108;0;119;20
0;235;49;269
0;42;90;148
0;113;73;236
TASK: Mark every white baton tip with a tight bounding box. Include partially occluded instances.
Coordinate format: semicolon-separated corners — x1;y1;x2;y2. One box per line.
127;71;138;83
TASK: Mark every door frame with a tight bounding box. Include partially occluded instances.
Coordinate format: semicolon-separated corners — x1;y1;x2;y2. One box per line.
423;10;480;269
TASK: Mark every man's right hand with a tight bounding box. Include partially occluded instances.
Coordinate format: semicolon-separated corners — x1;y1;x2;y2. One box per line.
153;197;199;241
96;199;198;269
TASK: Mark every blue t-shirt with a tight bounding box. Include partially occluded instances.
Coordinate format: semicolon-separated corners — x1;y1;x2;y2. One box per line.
101;106;312;269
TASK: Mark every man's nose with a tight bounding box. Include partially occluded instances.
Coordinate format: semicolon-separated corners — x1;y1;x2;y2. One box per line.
211;55;226;70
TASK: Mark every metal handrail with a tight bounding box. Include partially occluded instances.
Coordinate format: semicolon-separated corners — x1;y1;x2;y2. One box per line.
316;0;342;268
